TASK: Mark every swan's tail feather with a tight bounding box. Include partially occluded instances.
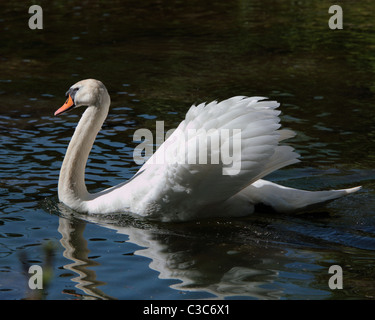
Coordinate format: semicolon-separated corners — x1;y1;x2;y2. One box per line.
236;180;361;213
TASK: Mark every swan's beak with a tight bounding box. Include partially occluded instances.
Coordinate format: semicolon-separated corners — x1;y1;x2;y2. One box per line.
54;94;75;116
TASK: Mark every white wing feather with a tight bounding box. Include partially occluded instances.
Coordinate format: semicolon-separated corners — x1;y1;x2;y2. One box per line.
85;96;359;221
135;97;300;220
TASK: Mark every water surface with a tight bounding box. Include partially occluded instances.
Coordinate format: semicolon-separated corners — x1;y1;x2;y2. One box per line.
0;0;374;299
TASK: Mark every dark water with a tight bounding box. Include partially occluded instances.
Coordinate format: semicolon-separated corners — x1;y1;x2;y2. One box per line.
1;1;374;299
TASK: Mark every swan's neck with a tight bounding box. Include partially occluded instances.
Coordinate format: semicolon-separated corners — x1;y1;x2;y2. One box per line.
58;104;108;209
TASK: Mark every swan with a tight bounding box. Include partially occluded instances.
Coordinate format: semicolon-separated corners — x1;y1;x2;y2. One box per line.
54;79;360;222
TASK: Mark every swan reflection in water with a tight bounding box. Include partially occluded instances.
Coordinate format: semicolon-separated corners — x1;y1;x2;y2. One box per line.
56;204;293;300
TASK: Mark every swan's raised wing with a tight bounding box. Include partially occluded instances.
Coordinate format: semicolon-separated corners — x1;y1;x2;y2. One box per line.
133;97;300;221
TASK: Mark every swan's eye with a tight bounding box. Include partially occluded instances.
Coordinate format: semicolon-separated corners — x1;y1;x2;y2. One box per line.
65;87;80;98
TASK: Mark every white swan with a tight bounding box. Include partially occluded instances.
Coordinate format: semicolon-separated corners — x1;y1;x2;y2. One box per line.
54;79;360;221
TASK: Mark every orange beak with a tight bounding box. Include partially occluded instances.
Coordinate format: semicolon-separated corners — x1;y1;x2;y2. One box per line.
54;94;75;116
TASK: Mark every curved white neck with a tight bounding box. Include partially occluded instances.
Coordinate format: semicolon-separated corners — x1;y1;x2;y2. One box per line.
58;104;109;210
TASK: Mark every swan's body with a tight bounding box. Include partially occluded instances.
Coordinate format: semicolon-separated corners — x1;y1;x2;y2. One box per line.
55;79;360;222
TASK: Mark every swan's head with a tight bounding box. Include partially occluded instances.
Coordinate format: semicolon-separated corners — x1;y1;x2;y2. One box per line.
54;79;110;116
